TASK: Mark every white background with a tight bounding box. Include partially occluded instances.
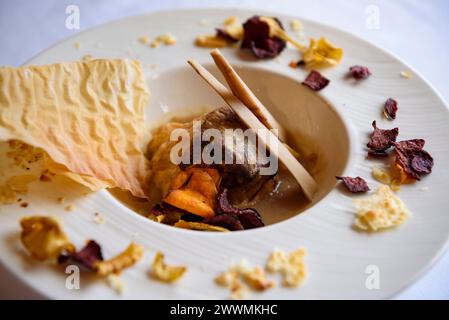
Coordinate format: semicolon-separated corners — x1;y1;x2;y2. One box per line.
0;0;448;299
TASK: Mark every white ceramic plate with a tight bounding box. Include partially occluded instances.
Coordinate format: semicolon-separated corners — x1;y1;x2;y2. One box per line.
1;8;449;299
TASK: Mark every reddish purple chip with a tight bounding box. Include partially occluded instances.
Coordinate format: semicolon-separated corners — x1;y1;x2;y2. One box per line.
215;28;239;43
302;70;330;91
211;188;265;230
58;240;103;270
241;16;286;59
367;121;399;154
349;65;371;80
384;98;398;120
394;139;434;180
336;176;370;193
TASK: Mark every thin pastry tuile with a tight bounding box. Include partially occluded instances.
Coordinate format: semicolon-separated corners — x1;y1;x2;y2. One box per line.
0;59;150;197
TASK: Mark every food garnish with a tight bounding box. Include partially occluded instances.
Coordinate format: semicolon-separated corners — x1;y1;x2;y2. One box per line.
20;216;75;260
215;260;274;299
0;175;36;204
302;70;330;91
195;16;243;48
151;251;187;283
266;248;306;287
336;176;370;193
150;33;176;48
301;37;343;68
353;185;409;232
106;274;125;294
216;16;243;42
241;16;286;59
384;98;398;120
58;239;103;270
400;70;413;79
394;139;434;180
0;59;150;198
367;121;399;156
173;220;229;232
349;65;371;80
94;242;144;276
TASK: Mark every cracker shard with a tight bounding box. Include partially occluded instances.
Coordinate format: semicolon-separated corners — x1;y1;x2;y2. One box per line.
0;59;150;198
354;185;409;232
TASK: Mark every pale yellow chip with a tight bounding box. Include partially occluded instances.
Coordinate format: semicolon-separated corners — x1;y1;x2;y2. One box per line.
353;185;409;232
20;216;75;260
215;260;274;299
266;248;306;287
94;242;144;276
151;251;186;283
0;59;150;198
195;35;228;48
302;37;343;68
174;220;229;232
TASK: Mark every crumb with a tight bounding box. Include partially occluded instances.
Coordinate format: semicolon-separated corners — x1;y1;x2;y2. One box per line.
17;198;22;202
400;70;413;79
199;19;210;26
93;212;105;224
106;274;124;294
266;248;306;287
65;204;75;212
290;19;302;31
74;42;82;49
20;202;29;208
82;54;93;61
138;36;150;45
150;33;176;48
57;197;65;204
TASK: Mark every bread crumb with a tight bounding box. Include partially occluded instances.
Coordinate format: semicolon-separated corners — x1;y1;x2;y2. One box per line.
82;54;93;61
106;274;124;294
266;248;306;287
400;70;413;79
150;33;176;48
290;19;302;31
20;202;29;208
93;212;105;224
74;42;82;49
138;36;150;44
57;197;65;204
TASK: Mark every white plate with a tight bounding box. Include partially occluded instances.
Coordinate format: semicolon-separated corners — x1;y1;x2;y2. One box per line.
1;8;449;299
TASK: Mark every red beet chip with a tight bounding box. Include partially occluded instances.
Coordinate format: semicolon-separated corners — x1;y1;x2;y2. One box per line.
58;240;103;270
367;121;399;154
302;70;330;91
394;139;433;180
349;65;371;80
384;98;398;120
336;176;370;193
215;188;265;229
215;28;240;43
204;214;244;231
241;16;286;59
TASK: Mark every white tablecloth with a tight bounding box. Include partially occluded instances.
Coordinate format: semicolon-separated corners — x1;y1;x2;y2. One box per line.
0;0;448;299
